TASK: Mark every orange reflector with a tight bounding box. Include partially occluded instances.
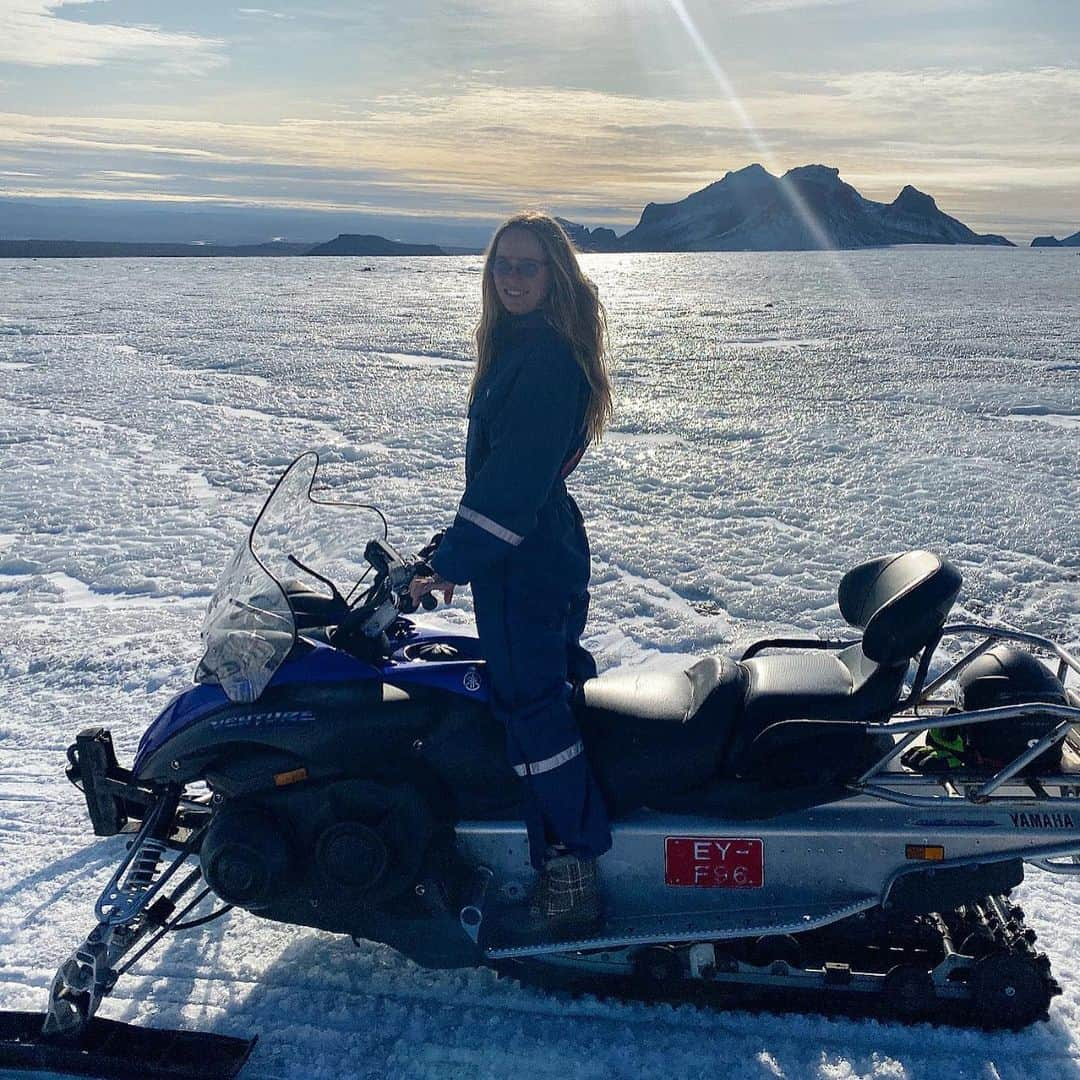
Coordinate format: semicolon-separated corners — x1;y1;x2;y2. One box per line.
906;844;945;861
274;767;308;788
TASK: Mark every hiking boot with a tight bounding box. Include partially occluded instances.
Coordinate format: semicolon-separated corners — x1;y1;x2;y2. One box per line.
495;853;602;945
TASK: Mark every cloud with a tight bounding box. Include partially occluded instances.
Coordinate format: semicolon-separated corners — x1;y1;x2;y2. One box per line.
766;67;1080;173
724;0;984;12
0;0;225;72
0;64;1076;234
95;169;178;180
727;0;858;11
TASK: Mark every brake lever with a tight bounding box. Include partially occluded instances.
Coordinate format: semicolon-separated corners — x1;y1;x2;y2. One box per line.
394;560;432;616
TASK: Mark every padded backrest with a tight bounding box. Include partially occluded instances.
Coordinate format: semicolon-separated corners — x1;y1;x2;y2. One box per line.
838;551;962;665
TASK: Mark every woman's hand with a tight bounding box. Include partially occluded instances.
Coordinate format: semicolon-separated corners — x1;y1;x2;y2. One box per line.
408;573;455;608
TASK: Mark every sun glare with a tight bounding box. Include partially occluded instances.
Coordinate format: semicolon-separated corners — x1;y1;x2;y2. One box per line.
662;0;838;254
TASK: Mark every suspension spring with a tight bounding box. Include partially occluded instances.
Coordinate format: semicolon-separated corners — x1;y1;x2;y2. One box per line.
124;839;167;893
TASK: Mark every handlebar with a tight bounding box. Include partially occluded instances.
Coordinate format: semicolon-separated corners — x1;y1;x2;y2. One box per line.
286;534;444;648
332;537;441;642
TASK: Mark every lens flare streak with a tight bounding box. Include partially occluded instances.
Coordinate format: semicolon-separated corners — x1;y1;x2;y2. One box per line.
664;0;840;255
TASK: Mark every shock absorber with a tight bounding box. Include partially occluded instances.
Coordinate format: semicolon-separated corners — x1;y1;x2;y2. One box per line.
96;785;184;926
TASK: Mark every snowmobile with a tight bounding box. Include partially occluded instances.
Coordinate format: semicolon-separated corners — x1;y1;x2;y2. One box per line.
4;451;1079;1079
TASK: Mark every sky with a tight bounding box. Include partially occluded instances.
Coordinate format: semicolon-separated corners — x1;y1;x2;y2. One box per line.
0;0;1078;244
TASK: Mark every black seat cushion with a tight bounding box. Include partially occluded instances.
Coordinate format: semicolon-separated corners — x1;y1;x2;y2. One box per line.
581;657;747;816
740;644;907;728
727;645;906;780
580;655;737;724
726;550;962;782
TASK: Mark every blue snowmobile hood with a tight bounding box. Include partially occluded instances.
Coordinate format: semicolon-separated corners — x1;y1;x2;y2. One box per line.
133;628;489;776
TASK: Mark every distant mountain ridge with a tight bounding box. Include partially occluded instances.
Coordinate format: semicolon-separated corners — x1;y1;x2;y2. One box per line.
579;164;1013;251
306;234;446;256
0;239;311;258
1031;230;1080;247
0;234;453;260
554;218;620;254
0;167;1035;257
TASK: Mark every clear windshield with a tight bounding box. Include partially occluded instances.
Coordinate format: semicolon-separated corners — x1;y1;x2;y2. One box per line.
195;453;385;703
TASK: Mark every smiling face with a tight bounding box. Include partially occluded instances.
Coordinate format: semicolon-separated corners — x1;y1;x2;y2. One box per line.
491;227;550;315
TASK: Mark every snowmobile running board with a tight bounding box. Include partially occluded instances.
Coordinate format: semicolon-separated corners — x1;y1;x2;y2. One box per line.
0;1011;256;1080
482;898;879;959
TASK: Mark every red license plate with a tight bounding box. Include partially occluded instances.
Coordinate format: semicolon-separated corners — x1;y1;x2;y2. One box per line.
665;837;763;888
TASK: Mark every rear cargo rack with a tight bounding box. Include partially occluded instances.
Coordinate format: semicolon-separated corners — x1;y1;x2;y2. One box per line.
852;625;1080;830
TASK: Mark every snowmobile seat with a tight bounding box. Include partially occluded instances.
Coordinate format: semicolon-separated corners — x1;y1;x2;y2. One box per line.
580;657;747;816
730;551;962;779
739;550;962;730
740;642;909;727
580;655;743;724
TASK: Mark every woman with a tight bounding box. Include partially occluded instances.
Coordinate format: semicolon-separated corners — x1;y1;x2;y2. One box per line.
409;212;613;938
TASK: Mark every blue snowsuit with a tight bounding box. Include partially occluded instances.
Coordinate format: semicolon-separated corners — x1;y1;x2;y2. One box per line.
430;311;612;869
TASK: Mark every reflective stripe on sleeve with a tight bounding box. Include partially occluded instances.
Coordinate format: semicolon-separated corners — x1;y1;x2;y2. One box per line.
512;740;583;778
458;504;524;546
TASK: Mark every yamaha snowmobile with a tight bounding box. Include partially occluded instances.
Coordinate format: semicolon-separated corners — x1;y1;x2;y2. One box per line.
5;451;1080;1078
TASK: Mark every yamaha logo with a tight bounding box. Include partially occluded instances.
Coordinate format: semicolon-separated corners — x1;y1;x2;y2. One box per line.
463;668;482;692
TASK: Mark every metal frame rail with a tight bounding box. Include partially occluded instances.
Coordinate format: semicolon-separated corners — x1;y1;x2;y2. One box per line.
849;624;1080;874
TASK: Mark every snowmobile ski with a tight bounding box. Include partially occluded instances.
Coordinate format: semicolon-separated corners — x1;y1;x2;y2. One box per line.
0;1011;256;1080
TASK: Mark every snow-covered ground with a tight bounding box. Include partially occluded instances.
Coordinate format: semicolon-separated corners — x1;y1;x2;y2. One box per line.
0;249;1077;1078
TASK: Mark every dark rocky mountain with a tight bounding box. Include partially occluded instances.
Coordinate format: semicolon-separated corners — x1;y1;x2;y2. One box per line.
614;164;1013;251
0;240;311;258
1031;230;1080;247
306;234;446;256
555;218;620;253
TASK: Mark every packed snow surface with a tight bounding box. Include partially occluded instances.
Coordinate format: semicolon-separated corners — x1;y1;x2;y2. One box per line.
0;249;1078;1078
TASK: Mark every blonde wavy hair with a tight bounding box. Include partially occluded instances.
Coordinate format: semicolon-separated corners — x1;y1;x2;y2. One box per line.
470;211;613;445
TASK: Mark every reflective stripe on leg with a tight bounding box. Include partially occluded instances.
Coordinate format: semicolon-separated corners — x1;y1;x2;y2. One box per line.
512;739;584;778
